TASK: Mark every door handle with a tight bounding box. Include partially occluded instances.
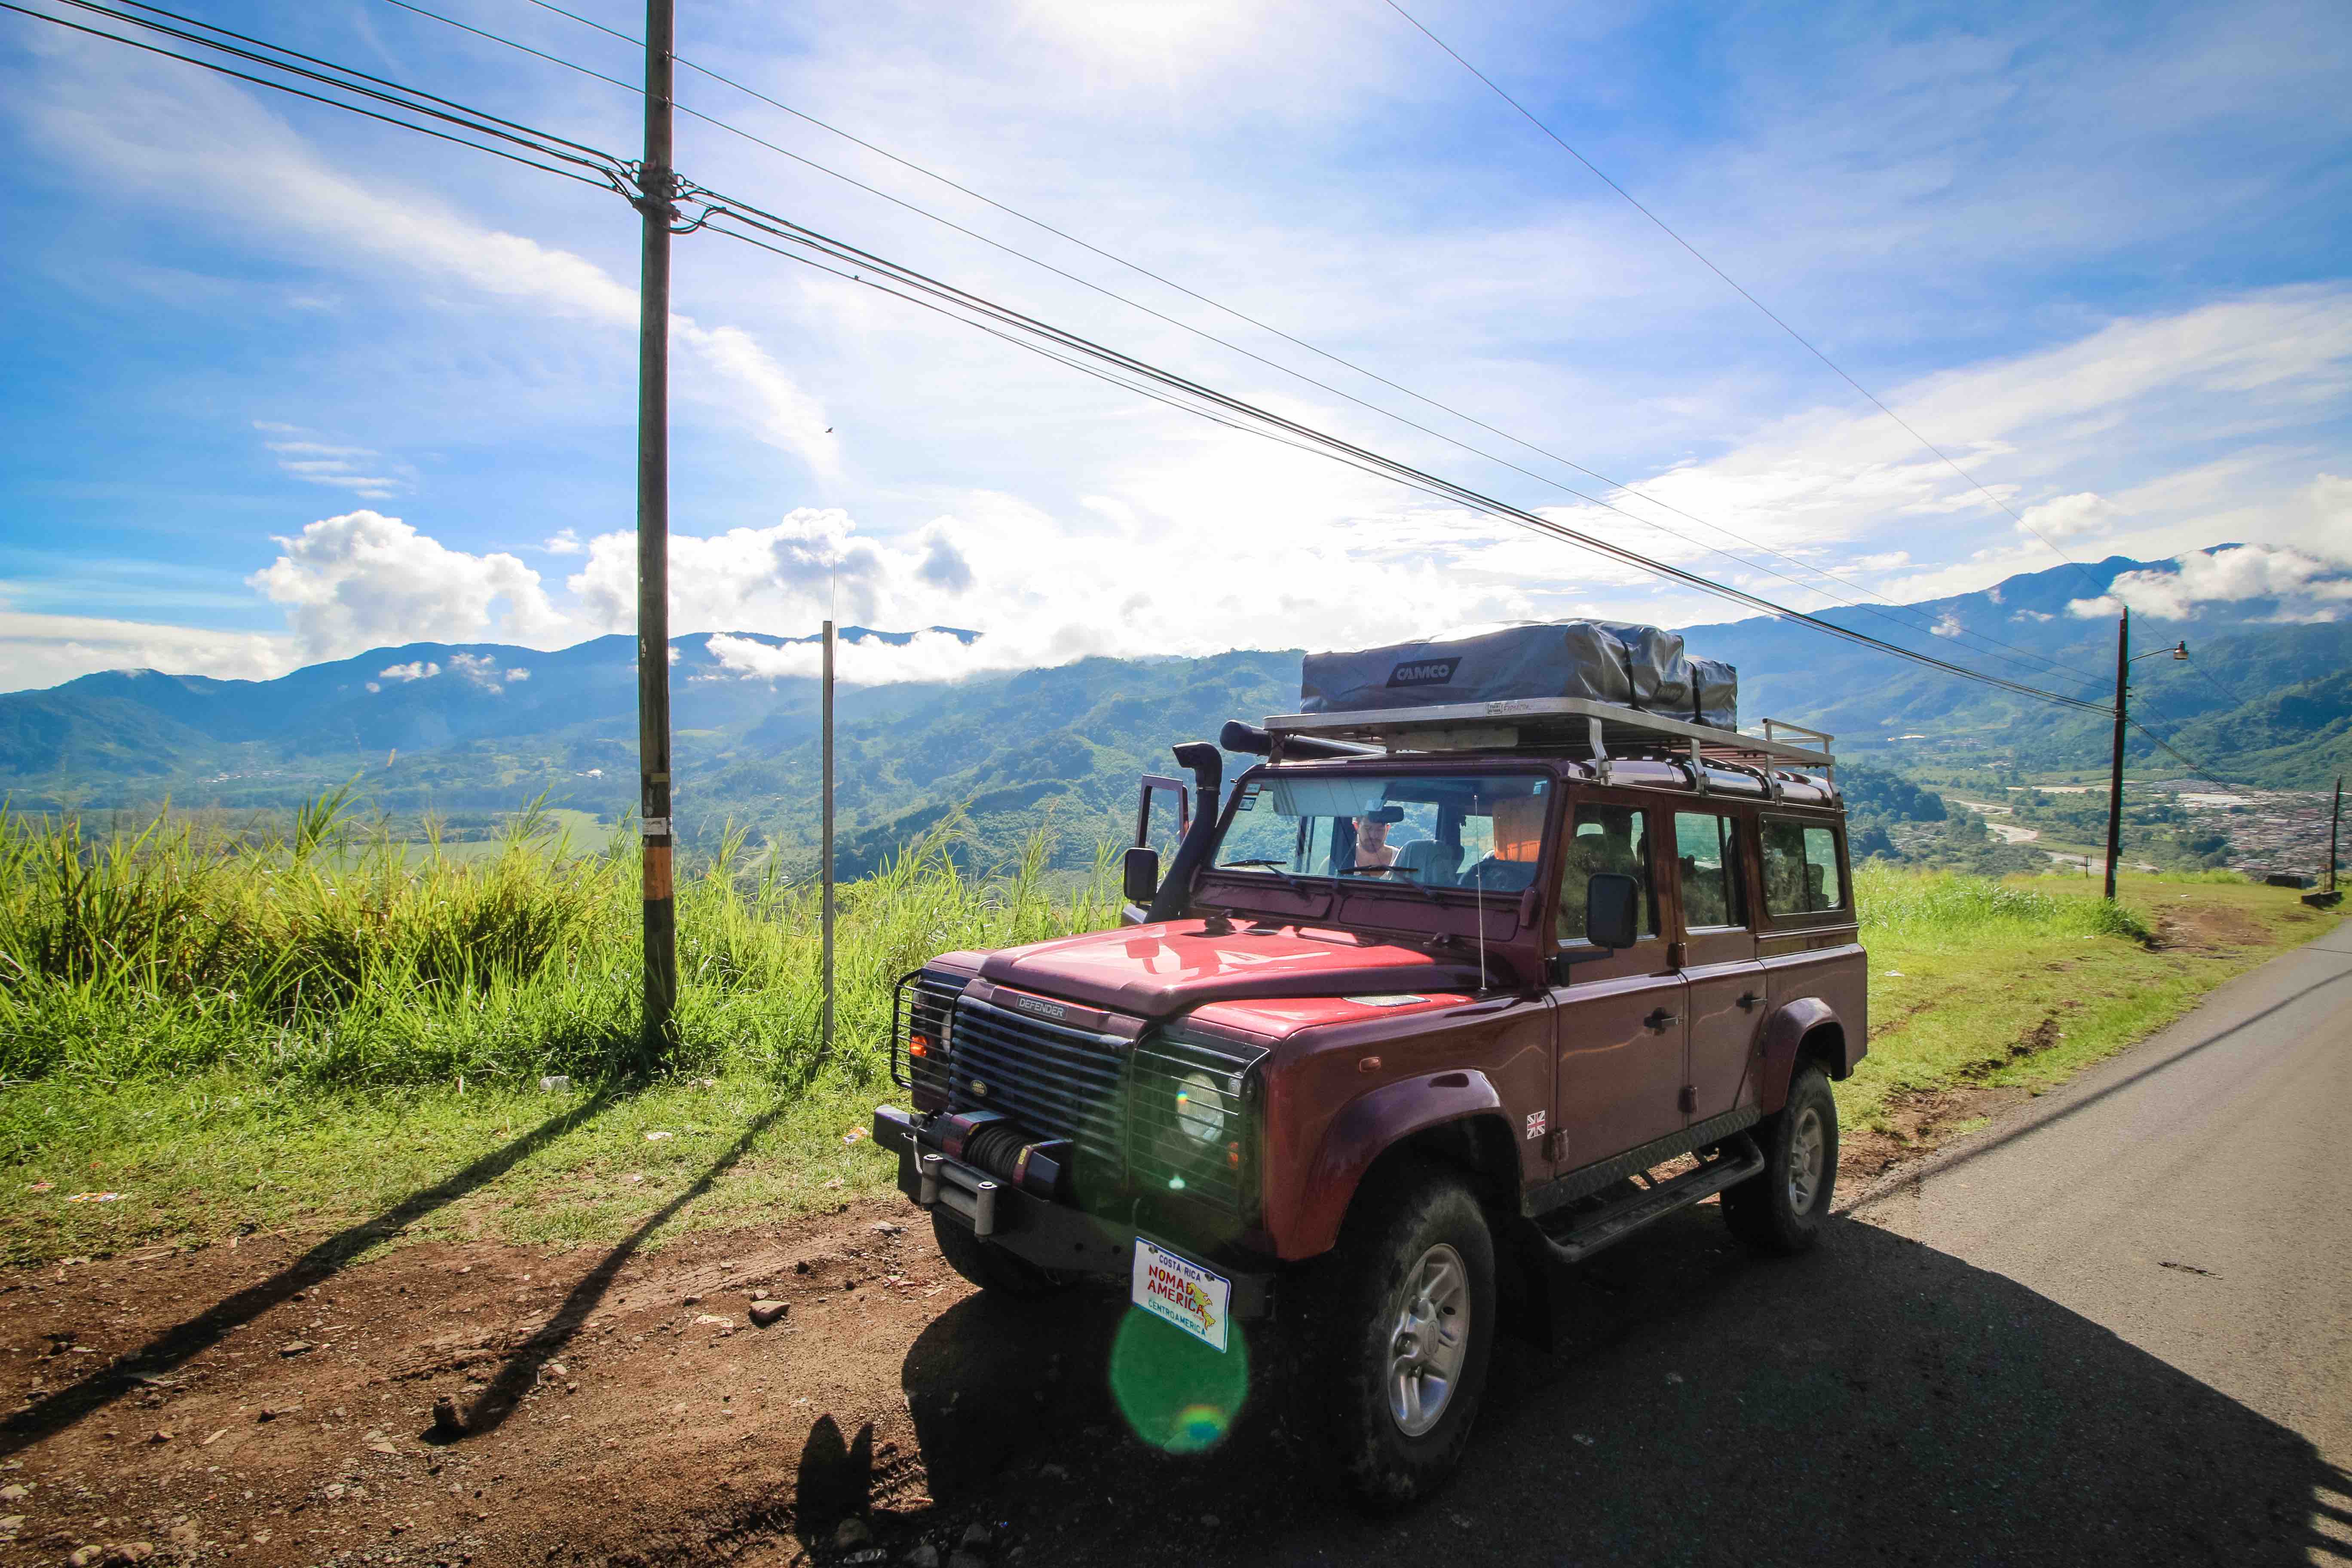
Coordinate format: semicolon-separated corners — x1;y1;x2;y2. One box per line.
1736;991;1763;1011
1645;1008;1679;1032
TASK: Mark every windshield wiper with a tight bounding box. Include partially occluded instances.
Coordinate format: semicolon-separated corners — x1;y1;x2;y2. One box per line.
1219;858;1313;897
1338;864;1446;904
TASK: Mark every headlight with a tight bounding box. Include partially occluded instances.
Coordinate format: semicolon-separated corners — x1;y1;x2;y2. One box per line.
1171;1071;1226;1144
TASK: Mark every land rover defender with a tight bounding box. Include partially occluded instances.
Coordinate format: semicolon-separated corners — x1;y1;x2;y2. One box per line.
871;627;1865;1503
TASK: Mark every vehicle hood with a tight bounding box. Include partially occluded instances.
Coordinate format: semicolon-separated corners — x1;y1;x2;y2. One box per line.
976;919;1486;1018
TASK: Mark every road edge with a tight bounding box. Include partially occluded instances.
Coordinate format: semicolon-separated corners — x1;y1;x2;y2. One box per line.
1836;917;2351;1215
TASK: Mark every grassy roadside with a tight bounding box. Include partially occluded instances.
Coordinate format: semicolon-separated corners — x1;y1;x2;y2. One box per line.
1836;872;2339;1166
0;869;2334;1266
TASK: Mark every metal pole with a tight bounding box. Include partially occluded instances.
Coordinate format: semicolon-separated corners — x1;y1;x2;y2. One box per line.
821;619;836;1052
2103;609;2128;902
634;0;677;1051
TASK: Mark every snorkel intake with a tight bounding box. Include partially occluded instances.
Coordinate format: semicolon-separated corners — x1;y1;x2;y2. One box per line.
1144;741;1225;925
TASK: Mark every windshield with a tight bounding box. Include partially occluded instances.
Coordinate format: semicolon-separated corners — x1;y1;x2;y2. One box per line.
1214;771;1550;893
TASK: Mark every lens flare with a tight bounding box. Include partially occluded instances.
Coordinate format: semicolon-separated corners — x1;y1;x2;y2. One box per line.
1107;1307;1248;1454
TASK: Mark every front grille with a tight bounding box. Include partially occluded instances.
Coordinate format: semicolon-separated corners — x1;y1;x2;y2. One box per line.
1129;1032;1267;1213
946;995;1127;1152
935;993;1268;1219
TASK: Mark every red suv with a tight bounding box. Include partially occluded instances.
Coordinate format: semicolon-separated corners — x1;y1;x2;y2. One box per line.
873;696;1865;1503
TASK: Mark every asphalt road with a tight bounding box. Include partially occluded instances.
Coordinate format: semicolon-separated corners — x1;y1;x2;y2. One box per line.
889;927;2352;1567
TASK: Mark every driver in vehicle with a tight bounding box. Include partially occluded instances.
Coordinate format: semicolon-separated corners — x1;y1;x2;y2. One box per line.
1353;812;1400;871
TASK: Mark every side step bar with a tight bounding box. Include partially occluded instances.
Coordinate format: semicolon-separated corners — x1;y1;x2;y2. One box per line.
1534;1136;1766;1265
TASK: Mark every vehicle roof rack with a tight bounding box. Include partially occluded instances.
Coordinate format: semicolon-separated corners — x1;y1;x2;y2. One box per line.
1261;697;1833;781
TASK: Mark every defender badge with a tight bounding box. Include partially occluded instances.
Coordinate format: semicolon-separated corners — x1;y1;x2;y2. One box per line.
970;1079;989;1097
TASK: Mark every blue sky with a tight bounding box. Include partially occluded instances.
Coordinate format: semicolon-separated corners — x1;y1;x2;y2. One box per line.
1;0;2348;691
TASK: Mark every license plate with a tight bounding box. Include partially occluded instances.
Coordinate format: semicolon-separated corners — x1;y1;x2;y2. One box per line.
1130;1238;1232;1353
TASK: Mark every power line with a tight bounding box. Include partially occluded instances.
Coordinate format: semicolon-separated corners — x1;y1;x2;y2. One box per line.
1379;0;2119;603
370;0;2114;698
76;0;618;181
690;190;2116;717
2126;714;2247;792
15;0;2126;724
2;0;624;187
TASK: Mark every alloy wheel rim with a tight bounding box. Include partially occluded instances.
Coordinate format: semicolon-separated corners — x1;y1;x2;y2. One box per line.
1384;1242;1470;1438
1788;1105;1825;1213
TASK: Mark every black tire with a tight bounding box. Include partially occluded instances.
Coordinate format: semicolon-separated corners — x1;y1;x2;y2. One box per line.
1722;1062;1838;1255
1305;1158;1497;1510
930;1210;1075;1296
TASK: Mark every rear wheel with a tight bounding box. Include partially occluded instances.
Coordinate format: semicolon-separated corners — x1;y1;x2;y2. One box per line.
930;1210;1076;1296
1722;1062;1838;1255
1306;1159;1497;1509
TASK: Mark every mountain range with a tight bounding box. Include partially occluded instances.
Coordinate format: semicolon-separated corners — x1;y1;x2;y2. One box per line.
5;548;2346;873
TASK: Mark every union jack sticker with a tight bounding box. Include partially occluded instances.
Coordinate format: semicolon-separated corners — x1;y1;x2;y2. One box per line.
1524;1109;1547;1141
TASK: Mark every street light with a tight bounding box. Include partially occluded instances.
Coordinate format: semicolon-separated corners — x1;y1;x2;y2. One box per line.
2104;616;2189;900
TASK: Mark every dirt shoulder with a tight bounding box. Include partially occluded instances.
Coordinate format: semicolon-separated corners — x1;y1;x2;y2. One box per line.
0;1202;1015;1568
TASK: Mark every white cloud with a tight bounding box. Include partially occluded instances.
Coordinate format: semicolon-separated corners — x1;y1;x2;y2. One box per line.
1614;286;2352;612
542;530;583;556
705;630;991;686
250;510;569;663
2067;542;2352;622
25;47;838;477
0;610;293;694
446;652;517;693
377;660;439;681
254;423;407;499
2017;493;2120;541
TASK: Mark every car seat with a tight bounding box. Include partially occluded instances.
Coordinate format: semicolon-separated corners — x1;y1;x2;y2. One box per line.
1395;838;1463;885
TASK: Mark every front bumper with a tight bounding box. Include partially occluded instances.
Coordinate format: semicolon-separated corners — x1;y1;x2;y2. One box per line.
871;1105;1274;1318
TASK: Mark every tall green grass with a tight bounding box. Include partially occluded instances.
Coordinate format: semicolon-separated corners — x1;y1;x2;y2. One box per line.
3;795;2161;1093
1853;864;2153;943
0;794;1117;1089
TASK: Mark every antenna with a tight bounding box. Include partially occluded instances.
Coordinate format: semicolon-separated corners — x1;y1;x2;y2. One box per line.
1472;791;1487;992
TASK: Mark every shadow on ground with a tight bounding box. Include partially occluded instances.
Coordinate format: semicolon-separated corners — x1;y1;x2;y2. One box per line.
0;1082;629;1458
884;1207;2346;1567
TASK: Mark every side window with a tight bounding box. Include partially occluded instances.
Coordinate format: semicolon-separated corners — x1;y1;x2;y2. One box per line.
1673;812;1747;930
1556;804;1658;942
1761;819;1847;915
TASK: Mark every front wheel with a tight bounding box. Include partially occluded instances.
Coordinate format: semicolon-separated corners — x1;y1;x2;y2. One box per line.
1722;1062;1838;1255
1307;1159;1497;1510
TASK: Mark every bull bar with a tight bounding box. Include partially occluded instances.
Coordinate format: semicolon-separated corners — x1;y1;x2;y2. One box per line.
871;1105;1275;1317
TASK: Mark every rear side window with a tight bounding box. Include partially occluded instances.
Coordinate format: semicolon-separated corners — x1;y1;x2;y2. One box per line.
1761;820;1845;915
1673;812;1747;929
1557;804;1660;941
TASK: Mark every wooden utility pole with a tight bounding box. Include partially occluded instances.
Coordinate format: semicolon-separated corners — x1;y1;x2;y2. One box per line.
634;0;678;1050
821;620;836;1051
2103;610;2128;901
2332;776;2343;897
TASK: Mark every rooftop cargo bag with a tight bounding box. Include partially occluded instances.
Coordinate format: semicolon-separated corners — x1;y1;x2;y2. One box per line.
1689;656;1738;730
1300;622;1634;714
1300;620;1738;729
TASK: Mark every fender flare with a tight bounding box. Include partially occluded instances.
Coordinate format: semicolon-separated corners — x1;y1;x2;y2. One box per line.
1756;996;1851;1113
1289;1070;1516;1259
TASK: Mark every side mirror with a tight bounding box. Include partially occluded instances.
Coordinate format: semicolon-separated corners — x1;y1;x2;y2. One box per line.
1122;845;1161;905
1585;873;1640;950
